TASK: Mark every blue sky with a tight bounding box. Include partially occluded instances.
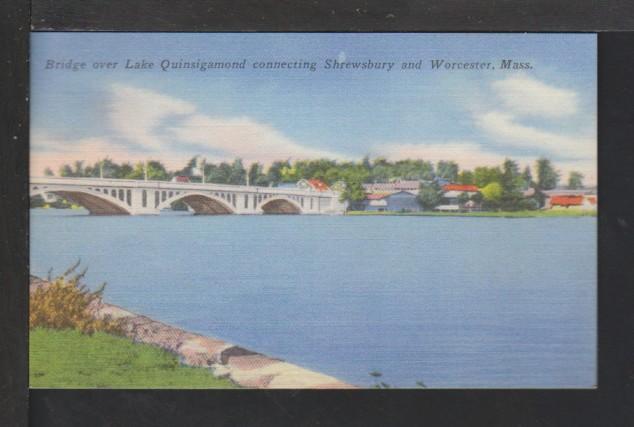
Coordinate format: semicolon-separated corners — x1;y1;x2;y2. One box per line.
31;33;597;183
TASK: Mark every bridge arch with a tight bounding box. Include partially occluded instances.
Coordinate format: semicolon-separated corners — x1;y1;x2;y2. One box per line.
259;197;303;214
30;187;132;215
158;192;236;215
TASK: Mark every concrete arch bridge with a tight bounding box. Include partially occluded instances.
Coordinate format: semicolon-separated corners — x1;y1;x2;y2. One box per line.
30;177;346;216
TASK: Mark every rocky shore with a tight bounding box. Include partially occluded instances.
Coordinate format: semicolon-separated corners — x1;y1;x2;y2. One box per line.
30;276;354;389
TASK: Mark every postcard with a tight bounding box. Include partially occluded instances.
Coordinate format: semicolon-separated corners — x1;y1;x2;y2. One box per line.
29;33;597;389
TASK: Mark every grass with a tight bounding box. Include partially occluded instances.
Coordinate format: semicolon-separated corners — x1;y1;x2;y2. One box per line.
30;328;238;388
345;208;596;218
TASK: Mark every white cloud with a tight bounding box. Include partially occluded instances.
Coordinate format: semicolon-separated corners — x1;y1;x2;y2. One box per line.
32;84;346;175
108;84;196;151
170;114;345;164
474;111;595;160
491;75;579;118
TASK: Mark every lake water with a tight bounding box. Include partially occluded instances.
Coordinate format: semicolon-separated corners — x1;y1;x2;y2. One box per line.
30;209;596;388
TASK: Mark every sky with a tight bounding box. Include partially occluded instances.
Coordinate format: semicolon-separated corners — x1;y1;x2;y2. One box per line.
31;33;597;185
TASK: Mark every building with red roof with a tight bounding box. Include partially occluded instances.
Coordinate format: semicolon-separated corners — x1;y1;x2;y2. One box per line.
296;178;331;192
543;189;598;210
442;184;479;192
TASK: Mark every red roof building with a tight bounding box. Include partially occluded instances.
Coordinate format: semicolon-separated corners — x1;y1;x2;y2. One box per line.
307;179;330;191
442;184;479;192
550;195;584;207
297;178;331;192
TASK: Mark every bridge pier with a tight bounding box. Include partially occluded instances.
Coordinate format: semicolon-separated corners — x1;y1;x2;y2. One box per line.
129;188;160;215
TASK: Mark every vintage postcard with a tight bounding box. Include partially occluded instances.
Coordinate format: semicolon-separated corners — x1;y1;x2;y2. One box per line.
29;33;596;389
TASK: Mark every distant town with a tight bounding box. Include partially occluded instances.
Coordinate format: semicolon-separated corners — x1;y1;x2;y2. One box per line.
33;156;597;213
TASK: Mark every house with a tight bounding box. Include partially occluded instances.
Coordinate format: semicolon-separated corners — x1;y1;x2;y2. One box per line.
546;194;597;210
297;178;330;192
362;180;421;194
435;184;480;211
543;189;598;210
362;191;421;212
275;179;331;191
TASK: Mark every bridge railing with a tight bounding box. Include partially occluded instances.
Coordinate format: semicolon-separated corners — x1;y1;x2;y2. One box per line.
30;176;341;197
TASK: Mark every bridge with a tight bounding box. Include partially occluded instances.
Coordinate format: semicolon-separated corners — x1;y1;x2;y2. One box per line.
30;177;347;215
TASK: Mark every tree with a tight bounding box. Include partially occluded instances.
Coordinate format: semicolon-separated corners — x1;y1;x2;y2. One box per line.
481;182;503;210
474;166;502;188
417;181;442;210
436;160;459;182
248;162;269;186
369;157;392;183
340;180;366;206
229;159;246;185
59;164;74;177
124;160;170;181
86;158;123;179
118;162;133;178
72;161;85;177
536;157;559;190
44;167;54;176
567;171;584;190
499;159;525;211
457;170;474;185
521;165;533;190
266;160;291;185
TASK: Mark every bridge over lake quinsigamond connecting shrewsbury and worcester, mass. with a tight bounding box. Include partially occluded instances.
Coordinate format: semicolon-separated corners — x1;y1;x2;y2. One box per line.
30;177;347;215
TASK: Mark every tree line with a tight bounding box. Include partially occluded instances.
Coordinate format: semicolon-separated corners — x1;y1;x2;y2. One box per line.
48;155;584;209
417;158;569;211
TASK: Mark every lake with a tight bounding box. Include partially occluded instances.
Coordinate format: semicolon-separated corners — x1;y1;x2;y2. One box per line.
30;209;597;388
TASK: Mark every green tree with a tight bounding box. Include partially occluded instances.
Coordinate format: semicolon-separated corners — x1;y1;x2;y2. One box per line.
481;182;503;210
266;160;291;185
369;157;392;183
417;181;443;210
248;162;269;186
536;157;559;190
73;161;85;177
59;164;74;177
474;166;502;188
118;162;133;179
228;159;246;185
521;165;533;190
499;159;525;211
457;170;474;185
124;161;170;181
44;167;54;176
340;180;366;206
567;171;584;190
436;160;459;182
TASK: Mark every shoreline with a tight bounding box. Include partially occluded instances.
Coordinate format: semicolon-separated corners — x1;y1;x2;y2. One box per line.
30;276;354;389
345;209;597;218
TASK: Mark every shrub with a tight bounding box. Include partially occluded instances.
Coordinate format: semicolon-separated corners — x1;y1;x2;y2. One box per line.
30;262;123;335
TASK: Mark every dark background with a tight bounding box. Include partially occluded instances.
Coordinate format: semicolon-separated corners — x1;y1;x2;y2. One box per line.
2;1;634;425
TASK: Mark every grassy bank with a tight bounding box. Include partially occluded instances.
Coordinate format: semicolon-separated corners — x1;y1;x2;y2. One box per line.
30;328;237;388
346;208;596;218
